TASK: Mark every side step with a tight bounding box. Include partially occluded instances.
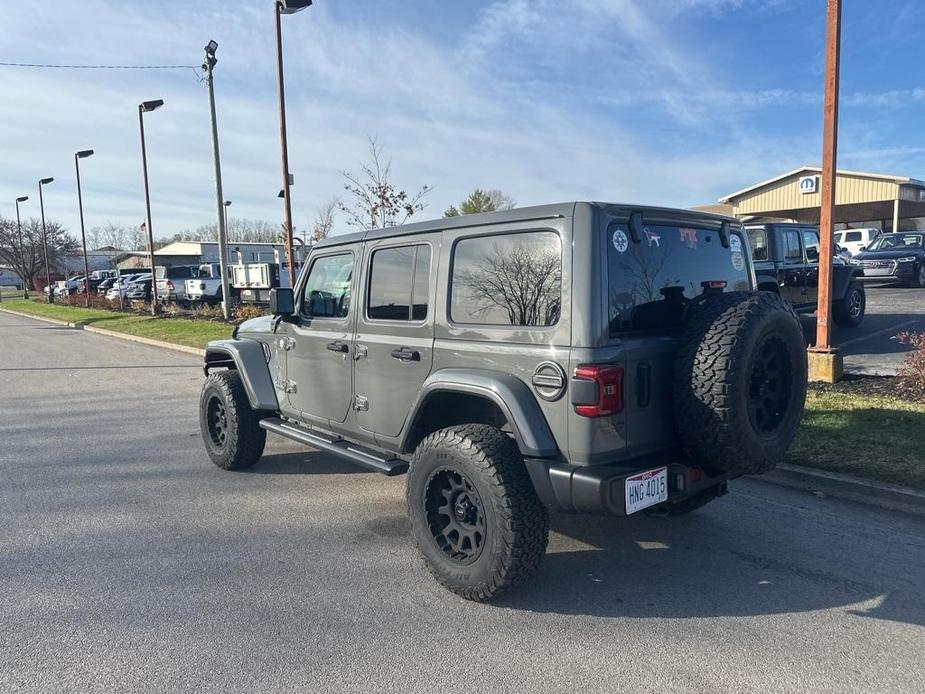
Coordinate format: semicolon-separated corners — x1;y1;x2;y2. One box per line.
259;417;409;477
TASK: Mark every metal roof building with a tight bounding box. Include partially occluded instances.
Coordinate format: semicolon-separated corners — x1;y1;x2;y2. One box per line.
717;166;925;231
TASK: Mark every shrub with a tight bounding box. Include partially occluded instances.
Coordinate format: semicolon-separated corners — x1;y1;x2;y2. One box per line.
234;303;270;322
896;331;925;401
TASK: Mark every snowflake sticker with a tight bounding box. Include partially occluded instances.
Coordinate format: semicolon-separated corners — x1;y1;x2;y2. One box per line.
612;228;629;253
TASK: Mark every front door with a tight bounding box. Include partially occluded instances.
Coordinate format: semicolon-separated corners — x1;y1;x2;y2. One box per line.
354;237;436;438
284;250;357;424
781;228;807;306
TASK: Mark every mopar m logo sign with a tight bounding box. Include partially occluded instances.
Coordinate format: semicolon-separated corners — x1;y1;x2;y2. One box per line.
799;176;818;194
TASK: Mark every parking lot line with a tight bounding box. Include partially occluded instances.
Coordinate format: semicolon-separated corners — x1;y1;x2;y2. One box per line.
837;318;921;348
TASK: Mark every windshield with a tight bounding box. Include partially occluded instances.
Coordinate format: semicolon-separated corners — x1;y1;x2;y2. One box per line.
608;223;751;335
867;234;923;251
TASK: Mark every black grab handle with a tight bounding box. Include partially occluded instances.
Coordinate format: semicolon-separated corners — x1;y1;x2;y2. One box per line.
390;347;420;362
326;341;349;353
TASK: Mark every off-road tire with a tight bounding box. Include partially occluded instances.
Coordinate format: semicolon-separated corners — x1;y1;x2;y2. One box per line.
199;370;266;470
833;281;866;327
674;292;807;476
406;424;549;601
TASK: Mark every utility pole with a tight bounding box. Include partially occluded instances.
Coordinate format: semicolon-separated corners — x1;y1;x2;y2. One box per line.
203;40;233;320
809;0;843;383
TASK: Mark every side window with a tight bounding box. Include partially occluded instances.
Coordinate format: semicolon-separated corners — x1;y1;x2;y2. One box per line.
366;244;431;321
844;231;862;243
803;230;820;262
784;230;803;261
301;253;353;318
451;231;561;326
746;228;769;261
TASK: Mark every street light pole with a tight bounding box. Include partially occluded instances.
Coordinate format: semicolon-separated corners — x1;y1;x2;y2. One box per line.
75;149;95;307
224;200;231;233
38;178;54;303
274;0;312;289
138;99;164;316
15;196;28;299
203;40;233;321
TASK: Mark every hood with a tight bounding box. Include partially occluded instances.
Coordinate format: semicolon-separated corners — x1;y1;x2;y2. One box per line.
855;248;923;260
236;314;275;335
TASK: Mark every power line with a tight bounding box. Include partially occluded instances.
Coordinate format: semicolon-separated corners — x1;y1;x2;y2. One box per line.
0;61;198;70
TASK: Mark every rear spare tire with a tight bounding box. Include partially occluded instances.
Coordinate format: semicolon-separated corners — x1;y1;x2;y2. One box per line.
674;292;806;476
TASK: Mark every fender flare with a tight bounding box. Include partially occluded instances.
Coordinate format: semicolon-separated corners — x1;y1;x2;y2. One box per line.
204;339;279;412
754;271;781;295
401;368;559;458
832;266;863;300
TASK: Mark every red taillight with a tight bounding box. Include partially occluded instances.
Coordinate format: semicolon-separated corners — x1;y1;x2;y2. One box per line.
573;364;624;417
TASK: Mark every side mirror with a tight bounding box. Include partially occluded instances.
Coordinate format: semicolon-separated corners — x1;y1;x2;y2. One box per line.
859;245;866;252
269;287;295;317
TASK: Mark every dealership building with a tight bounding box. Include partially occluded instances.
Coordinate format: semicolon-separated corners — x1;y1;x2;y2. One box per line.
699;166;925;232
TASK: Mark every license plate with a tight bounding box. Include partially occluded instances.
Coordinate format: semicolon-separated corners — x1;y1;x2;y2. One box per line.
625;467;668;515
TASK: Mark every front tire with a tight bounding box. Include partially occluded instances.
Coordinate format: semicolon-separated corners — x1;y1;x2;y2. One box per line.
406;424;549;601
911;264;925;288
199;370;266;470
833;281;866;327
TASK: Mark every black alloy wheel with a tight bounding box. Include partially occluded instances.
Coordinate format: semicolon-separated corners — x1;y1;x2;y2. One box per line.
747;335;793;435
424;468;486;565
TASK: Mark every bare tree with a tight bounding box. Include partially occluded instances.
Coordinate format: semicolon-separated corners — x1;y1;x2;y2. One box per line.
311;197;339;243
455;242;561;326
339;136;430;230
0;216;78;289
86;222;134;250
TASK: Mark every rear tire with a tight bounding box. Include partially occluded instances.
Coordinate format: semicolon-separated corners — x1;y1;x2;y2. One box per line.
911;264;925;288
406;424;549;601
199;370;266;470
833;281;866;327
674;292;807;476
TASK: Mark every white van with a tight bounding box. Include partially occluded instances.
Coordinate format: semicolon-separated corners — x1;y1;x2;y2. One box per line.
834;228;881;256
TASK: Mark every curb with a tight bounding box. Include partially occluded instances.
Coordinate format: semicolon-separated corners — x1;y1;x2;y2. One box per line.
755;463;925;518
0;307;205;357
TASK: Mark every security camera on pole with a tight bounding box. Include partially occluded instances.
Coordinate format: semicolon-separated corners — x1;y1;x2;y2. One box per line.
204;40;232;321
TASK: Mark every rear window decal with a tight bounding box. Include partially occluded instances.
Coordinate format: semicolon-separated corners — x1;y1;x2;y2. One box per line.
679;227;699;249
731;251;745;271
729;235;742;253
644;228;661;247
612;228;629;253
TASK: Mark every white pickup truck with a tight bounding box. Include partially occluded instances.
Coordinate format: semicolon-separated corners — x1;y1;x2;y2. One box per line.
184;263;234;305
230;262;295;304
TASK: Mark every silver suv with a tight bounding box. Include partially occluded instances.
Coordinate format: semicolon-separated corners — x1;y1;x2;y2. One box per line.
199;202;807;600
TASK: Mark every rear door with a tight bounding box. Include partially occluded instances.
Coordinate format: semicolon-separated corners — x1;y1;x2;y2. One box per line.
353;235;437;438
801;228;821;306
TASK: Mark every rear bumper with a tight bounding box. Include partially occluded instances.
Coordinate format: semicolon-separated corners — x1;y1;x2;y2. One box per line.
524;455;736;516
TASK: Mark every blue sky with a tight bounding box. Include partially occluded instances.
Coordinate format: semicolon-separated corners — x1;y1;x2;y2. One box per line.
1;0;923;241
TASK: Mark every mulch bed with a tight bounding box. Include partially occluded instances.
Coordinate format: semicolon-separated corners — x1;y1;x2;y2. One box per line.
809;374;923;402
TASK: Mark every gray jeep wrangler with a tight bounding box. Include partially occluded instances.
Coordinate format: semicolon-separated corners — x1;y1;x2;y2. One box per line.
199;202;808;601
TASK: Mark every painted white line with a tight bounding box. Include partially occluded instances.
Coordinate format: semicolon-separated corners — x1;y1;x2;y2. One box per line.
837;318;922;348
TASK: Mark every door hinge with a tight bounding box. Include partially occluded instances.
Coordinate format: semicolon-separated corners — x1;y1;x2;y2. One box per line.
277;337;296;351
353;394;369;411
275;377;297;394
353;344;368;360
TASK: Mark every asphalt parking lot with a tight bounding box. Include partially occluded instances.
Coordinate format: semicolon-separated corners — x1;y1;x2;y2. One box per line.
2;310;925;694
806;284;925;375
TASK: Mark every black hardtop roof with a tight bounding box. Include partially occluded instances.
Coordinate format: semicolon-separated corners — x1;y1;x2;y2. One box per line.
312;201;739;249
745;222;819;229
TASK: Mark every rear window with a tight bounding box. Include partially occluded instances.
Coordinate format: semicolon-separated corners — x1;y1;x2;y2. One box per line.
844;231;862;242
608;223;750;335
746;227;769;261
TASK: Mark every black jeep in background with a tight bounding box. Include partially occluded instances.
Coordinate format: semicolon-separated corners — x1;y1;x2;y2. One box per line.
746;222;866;328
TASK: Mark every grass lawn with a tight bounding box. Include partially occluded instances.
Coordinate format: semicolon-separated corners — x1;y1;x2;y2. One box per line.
788;389;925;490
1;299;233;349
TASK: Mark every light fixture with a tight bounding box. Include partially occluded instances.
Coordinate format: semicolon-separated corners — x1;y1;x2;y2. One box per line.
16;195;28;202
278;0;312;15
39;177;54;185
76;149;94;159
205;39;218;54
140;99;164;112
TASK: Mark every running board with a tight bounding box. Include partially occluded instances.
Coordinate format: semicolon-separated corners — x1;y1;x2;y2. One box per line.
259;417;409;476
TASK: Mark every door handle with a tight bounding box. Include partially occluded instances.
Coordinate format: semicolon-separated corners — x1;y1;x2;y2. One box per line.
326;341;349;353
390;347;421;362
